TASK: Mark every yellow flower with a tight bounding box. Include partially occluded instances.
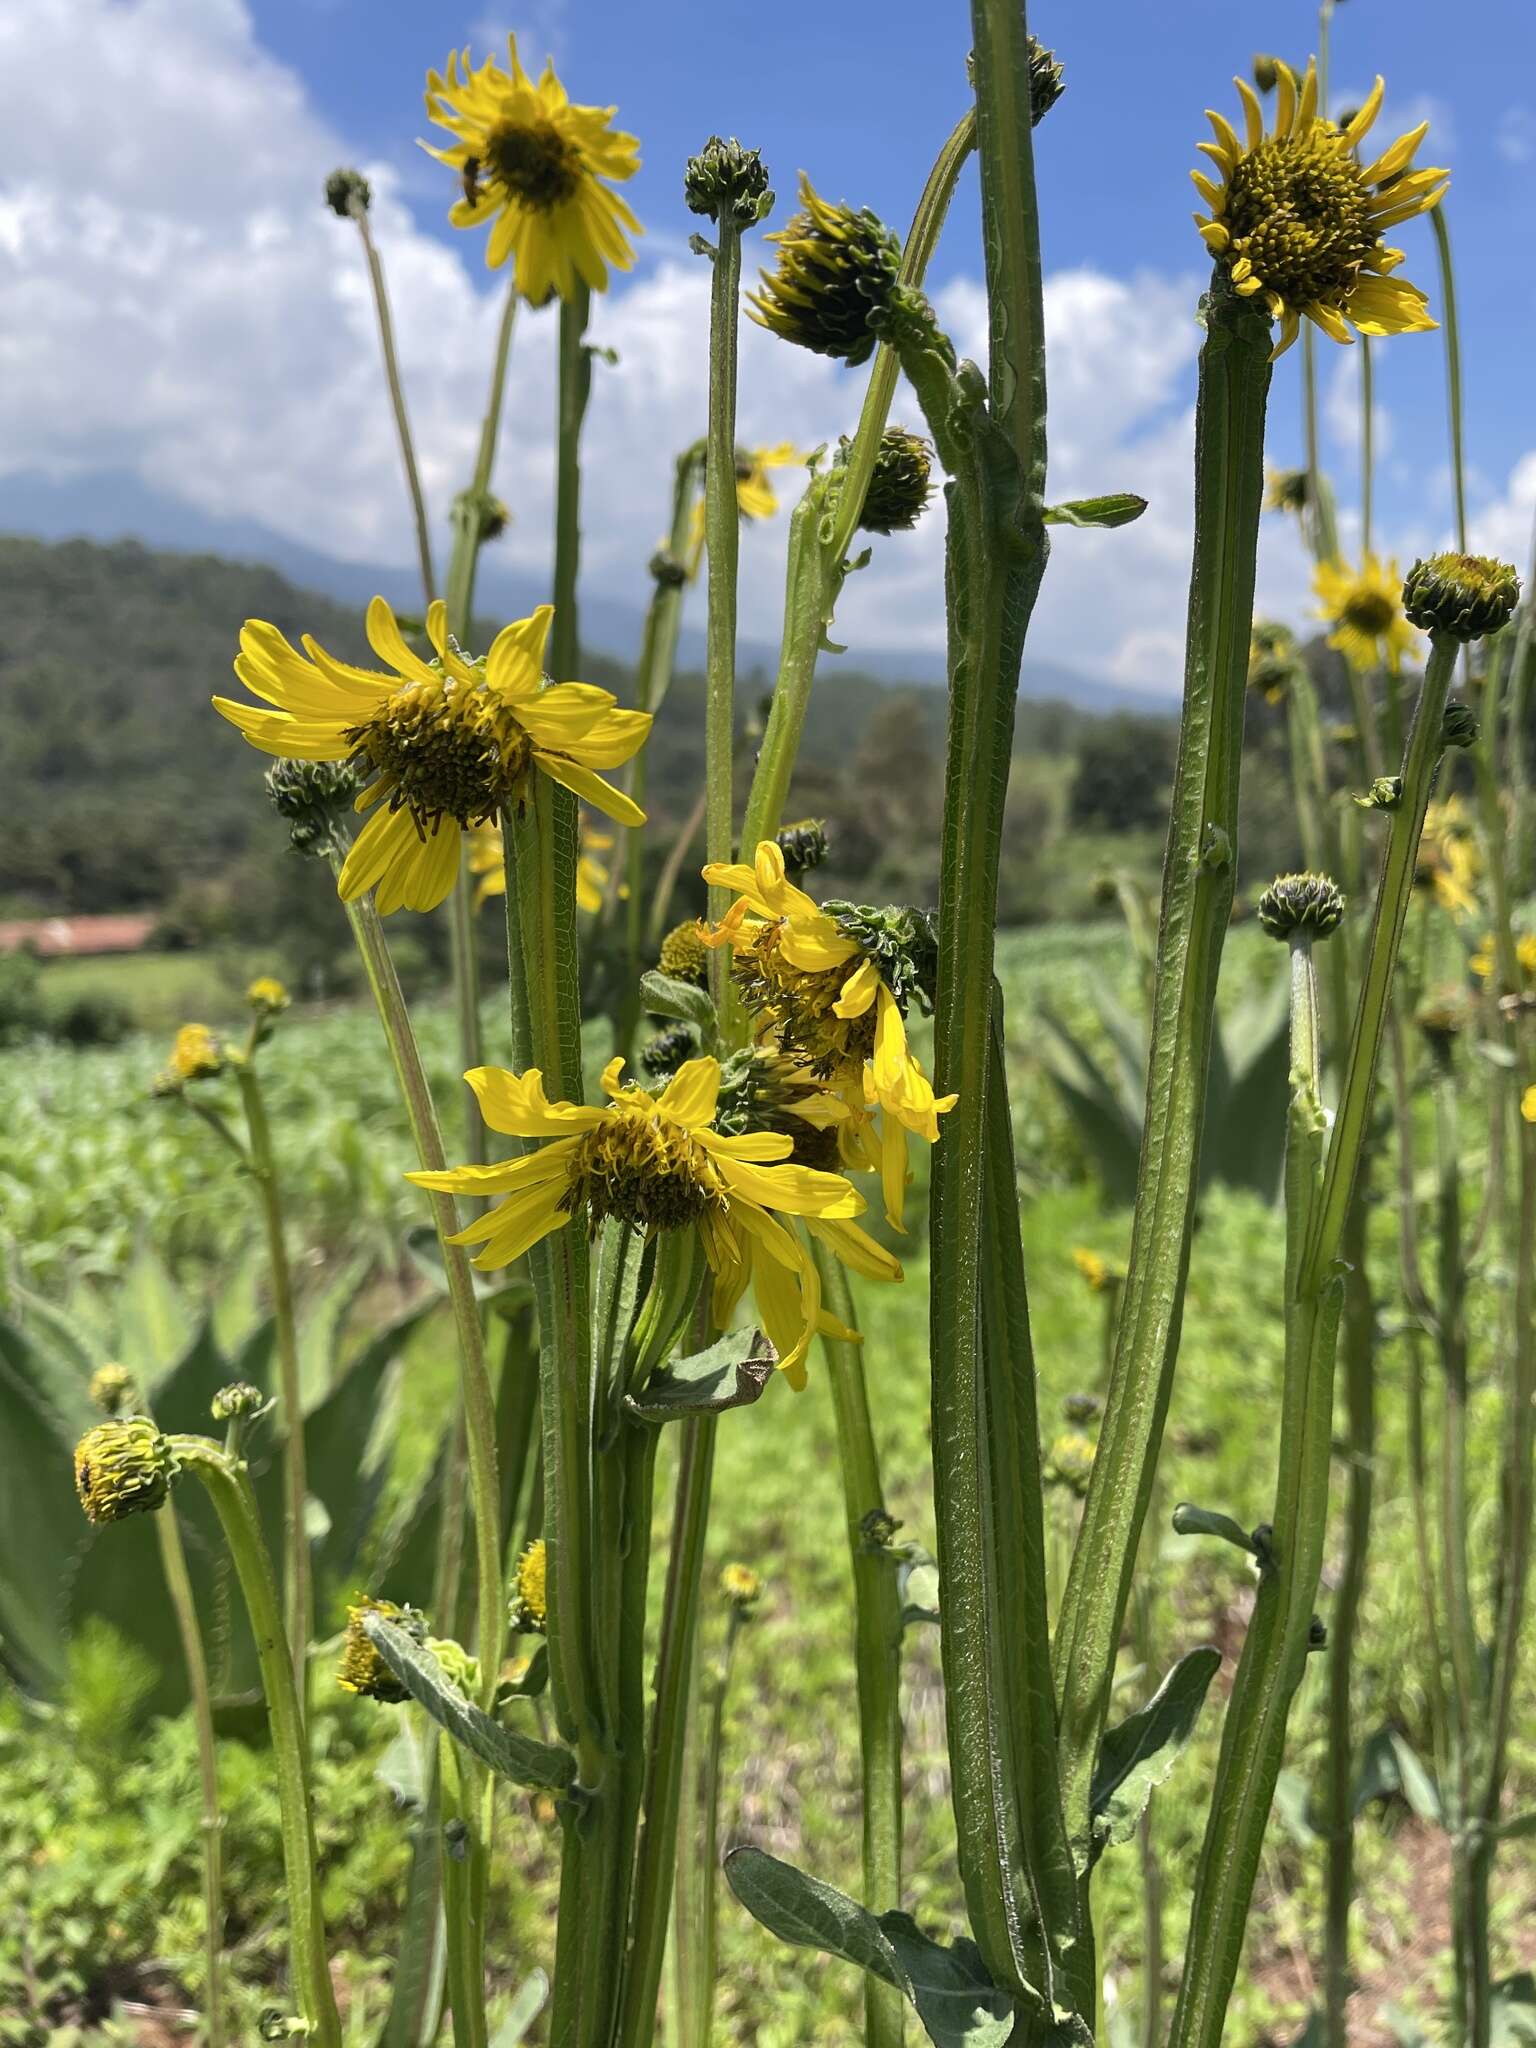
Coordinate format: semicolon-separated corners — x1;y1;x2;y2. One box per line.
468;814;615;913
720;1562;762;1607
1523;1086;1536;1125
336;1598;423;1702
1193;62;1447;357
1314;554;1421;674
423;37;641;300
167;1023;223;1083
687;443;808;570
1416;798;1482;921
511;1539;547;1632
701;841;956;1229
1047;1433;1097;1498
1072;1248;1123;1294
407;1055;898;1389
1264;467;1309;516
214;597;650;917
246;975;290;1014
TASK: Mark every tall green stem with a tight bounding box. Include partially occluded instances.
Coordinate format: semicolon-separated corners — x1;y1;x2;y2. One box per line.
702;208;744;1016
813;1246;905;2048
1431;210;1467;552
1360;338;1374;558
169;1438;341;2048
233;1063;311;1716
736;109;976;856
1054;288;1273;1853
445;278;520;641
552;286;592;682
153;1505;225;2048
351;206;437;607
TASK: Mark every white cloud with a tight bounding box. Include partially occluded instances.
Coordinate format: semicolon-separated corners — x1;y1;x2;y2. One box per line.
0;0;1319;694
1324;347;1393;463
1496;107;1536;167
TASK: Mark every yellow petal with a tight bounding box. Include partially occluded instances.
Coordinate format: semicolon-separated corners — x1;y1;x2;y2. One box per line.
1344;77;1385;146
805;1214;903;1285
656;1057;723;1131
532;751;646;826
485;607;555;694
366;596;437;686
716;1153;864;1219
465;1068;604;1138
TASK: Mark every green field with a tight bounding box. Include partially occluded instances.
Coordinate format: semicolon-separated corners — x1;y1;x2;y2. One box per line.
3;925;1530;2044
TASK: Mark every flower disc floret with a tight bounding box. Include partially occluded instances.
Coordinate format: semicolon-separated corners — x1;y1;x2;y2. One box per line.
1193;62;1447;357
1402;553;1521;641
423;37;641;299
214;597;650;916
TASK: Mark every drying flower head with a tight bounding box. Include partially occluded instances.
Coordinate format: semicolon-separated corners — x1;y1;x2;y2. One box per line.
1193;62;1447;357
1257;871;1347;941
748;176;900;366
775;818;830;879
701;841;954;1229
658;920;709;986
720;1562;763;1609
408;1054;899;1388
683;136;773;227
854;426;934;536
216;598;649;916
511;1539;548;1632
1402;553;1521;642
324;167;371;217
1314;554;1421;675
337;1598;427;1702
74;1418;176;1525
88;1364;136;1416
423;37;641;299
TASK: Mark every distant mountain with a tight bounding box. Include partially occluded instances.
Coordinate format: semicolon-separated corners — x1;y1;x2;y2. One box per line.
0;466;1163;714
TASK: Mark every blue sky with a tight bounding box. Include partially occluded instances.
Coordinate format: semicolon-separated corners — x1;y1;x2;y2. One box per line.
2;0;1533;690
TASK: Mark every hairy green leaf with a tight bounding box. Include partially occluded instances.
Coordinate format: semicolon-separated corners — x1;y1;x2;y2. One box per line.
638;970;718;1043
362;1615;575;1791
625;1327;776;1420
1090;1646;1221;1851
1042;493;1148;530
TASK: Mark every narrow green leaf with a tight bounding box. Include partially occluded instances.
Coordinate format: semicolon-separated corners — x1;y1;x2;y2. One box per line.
1042;493;1148;530
1090;1646;1221;1851
362;1615;575;1791
638;970;718;1042
491;1974;550;2048
625;1327;776;1420
1171;1502;1256;1554
1387;1732;1443;1825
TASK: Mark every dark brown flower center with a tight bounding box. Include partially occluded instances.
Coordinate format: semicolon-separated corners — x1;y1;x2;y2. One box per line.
1225;131;1375;308
345;677;533;833
1341;589;1396;635
487;119;580;210
562;1109;723;1234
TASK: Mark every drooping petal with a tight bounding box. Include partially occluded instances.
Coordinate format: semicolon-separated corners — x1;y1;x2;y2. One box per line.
532;751;646;826
465;1067;605;1138
655;1057;722;1131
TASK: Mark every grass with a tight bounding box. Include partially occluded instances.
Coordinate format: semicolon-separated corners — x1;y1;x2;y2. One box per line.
2;922;1533;2043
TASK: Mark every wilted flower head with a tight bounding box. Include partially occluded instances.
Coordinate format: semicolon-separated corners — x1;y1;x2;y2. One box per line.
1193;62;1447;357
748;176;901;366
1402;554;1521;642
855;426;934;535
74;1418;176;1525
1314;554;1420;675
337;1598;427;1702
1257;872;1347;941
423;37;641;299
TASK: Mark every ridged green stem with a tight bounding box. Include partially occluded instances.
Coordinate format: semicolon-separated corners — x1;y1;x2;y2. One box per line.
1430;210;1467;552
351;206;437;607
153;1504;225;2048
1053;287;1273;1856
736;108;976;857
233;1062;311;1722
813;1246;905;2048
439;1732;491;2048
552;285;592;682
445;277;520;642
169;1438;341;2048
702;204;744;1024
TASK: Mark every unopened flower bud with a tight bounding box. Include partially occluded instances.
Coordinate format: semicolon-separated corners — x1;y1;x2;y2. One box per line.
1257;872;1346;941
1402;553;1521;642
266;758;366;857
1062;1391;1103;1426
1441;702;1480;750
658;920;709;986
720;1561;762;1609
89;1364;136;1416
1027;38;1066;124
775;818;829;877
854;426;934;535
247;976;290;1017
1047;1432;1097;1497
748;177;901;366
1354;775;1404;812
1252;53;1282;93
74;1418;176;1525
684;137;773;228
649;547;688;590
639;1021;700;1083
211;1382;266;1423
336;1597;426;1702
324;168;371;218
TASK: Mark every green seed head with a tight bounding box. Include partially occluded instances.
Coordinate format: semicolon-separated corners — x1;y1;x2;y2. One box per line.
775;818;830;877
324;167;371;218
1402;553;1521;642
854;426;934;535
748;177;901;367
74;1419;176;1525
1441;701;1480;750
336;1597;426;1702
1257;871;1347;941
683;136;773;227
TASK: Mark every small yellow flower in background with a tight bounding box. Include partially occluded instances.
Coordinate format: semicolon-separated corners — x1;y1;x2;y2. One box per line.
423;37;641;300
687;444;808;571
721;1562;762;1609
1416;798;1482;921
246;975;290;1015
407;1054;899;1388
166;1023;224;1084
1469;932;1536;983
1072;1248;1124;1295
512;1538;548;1632
88;1363;136;1416
1314;554;1421;674
1523;1086;1536;1125
1046;1432;1097;1499
468;813;616;914
214;597;650;917
336;1598;424;1702
1193;61;1447;357
1264;467;1310;517
701;842;956;1230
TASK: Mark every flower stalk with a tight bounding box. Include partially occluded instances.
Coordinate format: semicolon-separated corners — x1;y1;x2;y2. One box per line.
346;197;438;607
699;195;745;1016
